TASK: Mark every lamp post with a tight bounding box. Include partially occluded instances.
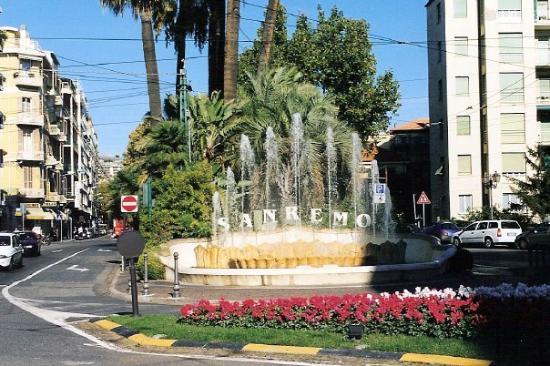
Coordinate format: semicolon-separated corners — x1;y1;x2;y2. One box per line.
483;171;501;220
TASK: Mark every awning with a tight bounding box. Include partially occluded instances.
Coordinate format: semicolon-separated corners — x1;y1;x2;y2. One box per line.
26;207;54;220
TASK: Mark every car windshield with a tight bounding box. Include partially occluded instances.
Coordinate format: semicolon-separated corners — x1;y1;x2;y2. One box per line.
502;221;520;229
441;223;458;230
19;232;36;240
0;236;10;246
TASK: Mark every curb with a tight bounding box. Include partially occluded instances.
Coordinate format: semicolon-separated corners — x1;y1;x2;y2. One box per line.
91;319;493;365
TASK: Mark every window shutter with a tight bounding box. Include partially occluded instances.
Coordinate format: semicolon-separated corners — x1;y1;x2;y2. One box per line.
501;113;525;143
454;0;467;17
458;155;472;174
457;116;471;135
499;0;522;9
502;152;526;173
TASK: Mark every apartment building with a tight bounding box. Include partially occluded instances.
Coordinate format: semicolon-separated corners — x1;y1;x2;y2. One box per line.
98;154;123;181
426;0;550;220
0;25;99;236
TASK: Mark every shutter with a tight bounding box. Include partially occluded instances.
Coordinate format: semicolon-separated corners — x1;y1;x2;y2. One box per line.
456;77;469;96
500;73;524;102
499;0;522;9
502;152;526;173
501;113;525;143
457;116;471;135
458;155;472;174
454;0;467;17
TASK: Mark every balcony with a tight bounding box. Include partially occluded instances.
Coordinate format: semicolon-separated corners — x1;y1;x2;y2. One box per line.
17;150;43;161
13;70;42;88
541;122;550;145
59;132;67;142
536;2;550;28
17;112;44;127
58;195;67;204
46;192;60;202
61;82;72;95
18;188;45;198
54;95;62;106
47;124;61;136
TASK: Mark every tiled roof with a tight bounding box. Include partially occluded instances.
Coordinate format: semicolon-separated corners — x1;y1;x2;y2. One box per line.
391;118;429;132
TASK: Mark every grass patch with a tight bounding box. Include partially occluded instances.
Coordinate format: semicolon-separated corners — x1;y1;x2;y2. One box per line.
108;314;495;359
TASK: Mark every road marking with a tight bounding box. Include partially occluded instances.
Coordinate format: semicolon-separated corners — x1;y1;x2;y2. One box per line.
97;249;112;252
52;249;63;253
67;265;89;272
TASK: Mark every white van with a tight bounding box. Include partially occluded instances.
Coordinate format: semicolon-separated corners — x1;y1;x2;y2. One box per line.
454;220;522;248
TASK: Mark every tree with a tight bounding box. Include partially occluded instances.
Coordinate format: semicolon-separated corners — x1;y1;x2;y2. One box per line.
224;0;240;100
143;120;189;175
258;0;280;73
240;6;400;140
512;145;550;221
100;0;164;121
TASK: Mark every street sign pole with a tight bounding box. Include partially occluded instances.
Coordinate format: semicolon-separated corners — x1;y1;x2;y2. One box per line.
412;194;417;226
422;203;426;228
128;257;140;317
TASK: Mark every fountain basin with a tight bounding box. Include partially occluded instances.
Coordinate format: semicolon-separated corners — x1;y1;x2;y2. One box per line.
157;230;457;287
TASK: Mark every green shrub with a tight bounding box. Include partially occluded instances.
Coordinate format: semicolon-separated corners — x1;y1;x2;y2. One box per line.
136;247;165;280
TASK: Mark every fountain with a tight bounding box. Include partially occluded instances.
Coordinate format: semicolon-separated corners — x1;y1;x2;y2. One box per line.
159;114;457;287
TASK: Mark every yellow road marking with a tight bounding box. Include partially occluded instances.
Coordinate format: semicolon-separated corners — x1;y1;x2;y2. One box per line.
400;353;492;366
128;333;176;347
94;319;122;331
242;343;321;355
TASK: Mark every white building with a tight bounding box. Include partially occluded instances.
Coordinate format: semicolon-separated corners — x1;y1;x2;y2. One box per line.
426;0;550;220
98;155;123;181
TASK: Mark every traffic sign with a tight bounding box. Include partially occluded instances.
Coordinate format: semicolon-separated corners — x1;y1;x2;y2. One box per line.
117;230;146;259
416;191;431;205
372;183;386;204
121;195;139;213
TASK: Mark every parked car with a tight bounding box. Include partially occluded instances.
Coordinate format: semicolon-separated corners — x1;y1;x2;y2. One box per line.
16;231;41;256
422;222;461;243
515;222;550;250
0;233;24;270
453;220;522;248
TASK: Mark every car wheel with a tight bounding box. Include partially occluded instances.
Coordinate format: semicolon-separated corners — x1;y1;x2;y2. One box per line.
484;237;494;249
35;246;41;256
453;237;462;247
518;239;529;250
7;256;14;271
18;255;23;268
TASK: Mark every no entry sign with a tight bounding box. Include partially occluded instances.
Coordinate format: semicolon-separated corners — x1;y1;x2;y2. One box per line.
121;195;139;213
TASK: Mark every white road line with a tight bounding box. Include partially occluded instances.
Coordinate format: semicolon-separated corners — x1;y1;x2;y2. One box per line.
2;248;338;366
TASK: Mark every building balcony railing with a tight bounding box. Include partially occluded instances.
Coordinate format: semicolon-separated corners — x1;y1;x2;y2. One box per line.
17;150;43;161
18;188;45;198
17;112;44;127
13;70;42;88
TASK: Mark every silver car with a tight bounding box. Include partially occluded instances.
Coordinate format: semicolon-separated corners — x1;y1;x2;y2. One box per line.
453;220;522;248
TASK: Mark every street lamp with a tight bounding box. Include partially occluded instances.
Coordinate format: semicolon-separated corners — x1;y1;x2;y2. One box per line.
483;171;501;219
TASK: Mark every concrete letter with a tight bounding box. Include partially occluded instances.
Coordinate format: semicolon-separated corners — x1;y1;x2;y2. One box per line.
310;208;322;225
263;209;278;224
217;217;230;232
240;214;253;228
355;214;372;228
285;206;300;222
333;211;349;227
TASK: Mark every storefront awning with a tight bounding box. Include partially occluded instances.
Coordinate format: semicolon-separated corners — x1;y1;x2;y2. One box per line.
26;207;54;220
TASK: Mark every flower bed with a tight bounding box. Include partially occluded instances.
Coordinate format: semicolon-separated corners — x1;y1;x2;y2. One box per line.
178;284;550;339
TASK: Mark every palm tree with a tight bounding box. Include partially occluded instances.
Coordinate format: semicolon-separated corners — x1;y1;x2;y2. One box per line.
237;67;353;210
144;121;188;174
258;0;280;73
224;0;240;100
100;0;164;121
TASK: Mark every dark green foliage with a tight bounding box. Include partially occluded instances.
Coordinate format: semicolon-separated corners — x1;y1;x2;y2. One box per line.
139;161;214;246
239;6;400;141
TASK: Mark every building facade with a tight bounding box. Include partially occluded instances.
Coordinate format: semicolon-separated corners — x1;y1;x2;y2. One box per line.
98;155;123;181
426;0;549;220
0;25;99;237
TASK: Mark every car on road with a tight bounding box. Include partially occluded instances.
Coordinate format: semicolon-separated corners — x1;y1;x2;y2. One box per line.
515;222;550;250
453;220;522;248
421;221;461;243
16;231;42;256
0;233;24;270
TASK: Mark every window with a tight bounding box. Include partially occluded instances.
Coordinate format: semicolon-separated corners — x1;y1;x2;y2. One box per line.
436;3;441;24
500;73;524;103
502;193;522;209
455;37;468;56
499;33;523;62
500;113;525;143
459;195;473;213
457;116;471;135
502;220;521;229
438;41;442;63
20;59;31;71
498;0;522;18
478;222;488;230
438;79;443;101
456;76;469;96
502;152;526;173
21;97;31;112
489;222;499;229
538;0;549;20
458;155;472;175
541;78;550;99
24;167;32;189
454;0;467;17
464;222;478;231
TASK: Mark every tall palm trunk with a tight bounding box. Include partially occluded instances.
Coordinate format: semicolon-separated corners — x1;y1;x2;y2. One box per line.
174;0;188;93
223;0;240;101
140;10;162;122
258;0;279;74
208;0;225;95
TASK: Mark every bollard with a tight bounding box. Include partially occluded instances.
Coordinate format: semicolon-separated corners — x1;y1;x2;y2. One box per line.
142;252;149;296
173;252;180;298
121;255;126;272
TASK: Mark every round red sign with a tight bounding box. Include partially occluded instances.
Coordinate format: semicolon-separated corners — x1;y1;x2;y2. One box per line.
121;195;138;213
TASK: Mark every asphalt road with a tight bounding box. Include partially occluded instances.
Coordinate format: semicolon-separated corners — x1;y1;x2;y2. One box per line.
0;238;326;366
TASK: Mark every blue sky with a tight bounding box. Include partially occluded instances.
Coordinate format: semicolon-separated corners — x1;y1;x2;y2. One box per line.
2;0;428;156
